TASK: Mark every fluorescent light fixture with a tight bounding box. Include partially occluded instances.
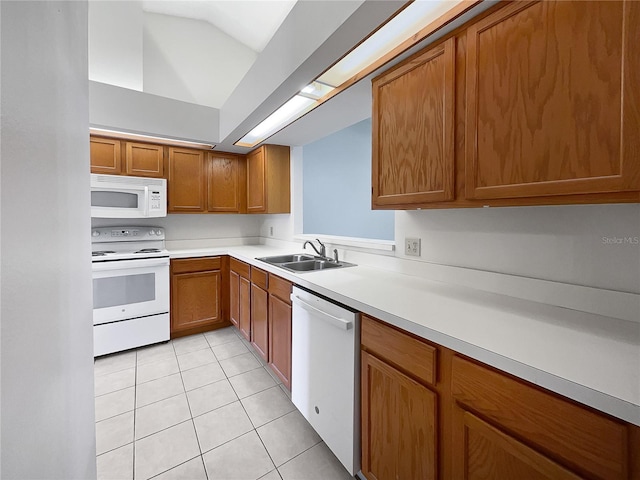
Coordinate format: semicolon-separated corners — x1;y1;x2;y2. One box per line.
236;0;462;148
318;1;461;87
236;95;316;147
90;128;216;150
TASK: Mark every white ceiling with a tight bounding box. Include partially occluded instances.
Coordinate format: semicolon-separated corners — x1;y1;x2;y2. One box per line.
141;0;297;52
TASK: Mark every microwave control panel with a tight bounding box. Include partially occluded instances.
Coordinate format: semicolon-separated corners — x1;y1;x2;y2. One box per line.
150;191;162;211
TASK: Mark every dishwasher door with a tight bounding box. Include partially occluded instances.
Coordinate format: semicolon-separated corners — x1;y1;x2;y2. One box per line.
291;286;360;475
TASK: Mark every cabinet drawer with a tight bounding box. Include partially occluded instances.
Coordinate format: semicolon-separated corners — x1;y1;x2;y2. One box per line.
251;267;268;290
451;355;628;480
361;315;437;386
268;274;292;304
230;257;250;278
171;257;221;274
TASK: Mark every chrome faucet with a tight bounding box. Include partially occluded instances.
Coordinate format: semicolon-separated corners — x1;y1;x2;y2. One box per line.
303;238;326;258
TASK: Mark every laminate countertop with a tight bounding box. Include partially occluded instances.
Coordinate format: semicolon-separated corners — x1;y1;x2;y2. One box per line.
169;244;640;426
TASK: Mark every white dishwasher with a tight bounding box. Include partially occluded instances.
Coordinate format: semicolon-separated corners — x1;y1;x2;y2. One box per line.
291;286;360;476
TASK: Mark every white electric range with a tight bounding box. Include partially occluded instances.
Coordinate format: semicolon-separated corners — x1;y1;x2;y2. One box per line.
91;226;170;357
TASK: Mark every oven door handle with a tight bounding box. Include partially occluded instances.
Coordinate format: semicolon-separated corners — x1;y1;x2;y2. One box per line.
92;258;170;272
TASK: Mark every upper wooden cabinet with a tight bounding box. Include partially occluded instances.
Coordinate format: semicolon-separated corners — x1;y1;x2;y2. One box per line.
371;0;640;209
465;1;640;200
247;145;290;214
207;152;246;213
372;37;456;207
125;142;164;178
90;137;122;174
168;147;206;212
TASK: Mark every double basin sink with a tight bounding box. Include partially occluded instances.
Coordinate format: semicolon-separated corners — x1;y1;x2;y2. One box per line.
256;253;356;273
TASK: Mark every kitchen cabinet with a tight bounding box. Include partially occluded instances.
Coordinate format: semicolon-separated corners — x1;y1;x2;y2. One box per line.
170;257;229;338
268;274;292;389
230;258;251;340
125;142;164;178
246;145;290;214
371;0;640;209
360;314;640;480
168;147;206;212
465;0;640;201
361;315;438;480
250;267;269;361
207;152;247;213
372;37;455;207
90;136;122;175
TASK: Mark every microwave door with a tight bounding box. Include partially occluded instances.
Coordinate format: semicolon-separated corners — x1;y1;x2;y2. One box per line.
91;186;145;218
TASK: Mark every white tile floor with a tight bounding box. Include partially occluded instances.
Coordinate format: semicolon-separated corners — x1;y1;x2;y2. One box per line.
94;326;354;480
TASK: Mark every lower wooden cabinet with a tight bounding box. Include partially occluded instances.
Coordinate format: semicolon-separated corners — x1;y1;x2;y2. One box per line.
170;257;226;337
361;314;640;480
361;351;437;480
250;282;268;361
268;276;292;389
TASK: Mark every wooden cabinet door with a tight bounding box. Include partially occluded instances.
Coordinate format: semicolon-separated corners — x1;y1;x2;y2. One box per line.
268;294;291;389
361;351;437;480
250;284;268;361
452;408;581;480
238;276;251;341
125;142;164;178
229;270;240;329
465;1;640;200
372;37;456;207
246;147;266;213
168;147;206;212
171;270;221;334
208;152;246;213
90;137;122;174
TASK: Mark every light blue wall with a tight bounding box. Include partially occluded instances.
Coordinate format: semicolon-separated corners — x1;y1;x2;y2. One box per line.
303;118;394;240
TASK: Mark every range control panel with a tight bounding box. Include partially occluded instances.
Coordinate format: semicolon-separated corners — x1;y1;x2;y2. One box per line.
91;226;165;242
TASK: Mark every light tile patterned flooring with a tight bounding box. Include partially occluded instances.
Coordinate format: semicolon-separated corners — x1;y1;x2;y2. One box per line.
94;326;353;480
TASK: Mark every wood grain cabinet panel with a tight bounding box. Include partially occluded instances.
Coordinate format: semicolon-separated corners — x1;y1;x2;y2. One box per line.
90;137;122;174
246;145;290;214
170;259;222;336
451;355;629;479
465;0;640;199
250;283;268;361
229;270;240;328
208;152;246;213
452;409;581;480
372;37;456;207
361;351;437;480
125;142;164;178
268;290;292;389
238;276;251;341
168;147;206;212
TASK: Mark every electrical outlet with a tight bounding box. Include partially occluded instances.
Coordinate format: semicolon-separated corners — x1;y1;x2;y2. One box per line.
269;226;274;237
405;237;421;257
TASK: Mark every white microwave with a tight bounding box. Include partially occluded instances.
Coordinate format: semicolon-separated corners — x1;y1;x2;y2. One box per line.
90;174;167;218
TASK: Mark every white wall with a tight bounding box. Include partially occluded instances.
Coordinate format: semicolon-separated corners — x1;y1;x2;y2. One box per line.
395;204;640;293
89;81;220;144
89;0;143;90
143;13;256;109
1;2;96;478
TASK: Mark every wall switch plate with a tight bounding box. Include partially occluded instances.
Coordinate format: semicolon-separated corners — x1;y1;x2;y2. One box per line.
405;237;421;257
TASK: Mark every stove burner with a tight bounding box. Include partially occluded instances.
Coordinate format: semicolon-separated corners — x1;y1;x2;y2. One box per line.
135;248;161;254
92;251;115;257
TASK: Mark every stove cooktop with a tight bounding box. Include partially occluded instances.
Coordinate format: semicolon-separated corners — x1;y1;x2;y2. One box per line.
91;226;168;262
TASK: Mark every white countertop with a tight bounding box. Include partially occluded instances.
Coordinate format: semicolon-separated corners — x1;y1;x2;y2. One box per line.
170;245;640;426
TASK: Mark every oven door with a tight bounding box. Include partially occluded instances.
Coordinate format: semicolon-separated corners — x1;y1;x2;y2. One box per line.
92;257;170;325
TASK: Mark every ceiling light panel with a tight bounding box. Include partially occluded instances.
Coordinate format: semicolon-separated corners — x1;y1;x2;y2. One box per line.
317;0;462;87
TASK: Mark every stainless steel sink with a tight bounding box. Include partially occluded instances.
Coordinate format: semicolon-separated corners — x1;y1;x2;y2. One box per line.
257;254;315;264
256;254;356;273
280;259;344;271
